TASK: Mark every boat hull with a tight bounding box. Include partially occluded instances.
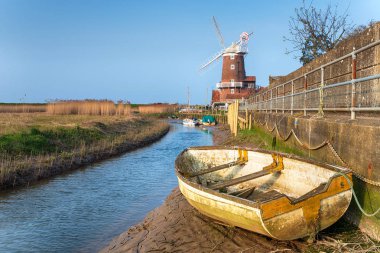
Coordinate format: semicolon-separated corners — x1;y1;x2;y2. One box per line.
175;147;352;240
178;176;272;237
183;119;198;127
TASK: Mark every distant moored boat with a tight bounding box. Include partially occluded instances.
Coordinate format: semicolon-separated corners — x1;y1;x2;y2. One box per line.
201;115;216;126
183;118;198;127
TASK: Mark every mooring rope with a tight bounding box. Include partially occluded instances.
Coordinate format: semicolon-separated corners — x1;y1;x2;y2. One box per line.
274;124;292;141
253;117;380;187
256;118;266;126
327;142;380;187
271;120;328;150
265;120;276;132
292;129;328;150
334;171;380;217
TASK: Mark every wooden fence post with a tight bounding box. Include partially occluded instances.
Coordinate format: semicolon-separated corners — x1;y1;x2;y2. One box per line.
245;109;248;129
235;100;238;136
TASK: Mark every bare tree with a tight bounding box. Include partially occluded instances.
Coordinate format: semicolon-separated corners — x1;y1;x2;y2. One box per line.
284;1;354;65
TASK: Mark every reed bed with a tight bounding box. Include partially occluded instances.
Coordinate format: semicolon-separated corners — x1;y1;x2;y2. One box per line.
0;113;136;135
0;117;169;189
138;103;178;114
0;104;46;113
46;100;131;115
0;101;177;116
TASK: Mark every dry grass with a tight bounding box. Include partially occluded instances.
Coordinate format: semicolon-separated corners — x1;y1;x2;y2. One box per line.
305;218;380;252
0;101;177;116
312;234;380;252
138;103;178;114
0;113;135;135
0;104;46;113
46;100;131;115
0;113;169;189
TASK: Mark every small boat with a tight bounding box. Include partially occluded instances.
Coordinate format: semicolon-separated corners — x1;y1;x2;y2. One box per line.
201;115;216;126
183;118;198;127
175;146;352;240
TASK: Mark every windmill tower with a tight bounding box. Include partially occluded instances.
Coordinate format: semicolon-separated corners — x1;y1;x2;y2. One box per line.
200;17;256;108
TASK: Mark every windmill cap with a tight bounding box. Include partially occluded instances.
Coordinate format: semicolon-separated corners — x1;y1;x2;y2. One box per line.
223;44;245;54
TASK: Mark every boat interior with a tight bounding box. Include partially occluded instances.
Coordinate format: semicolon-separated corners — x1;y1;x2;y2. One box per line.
177;148;344;204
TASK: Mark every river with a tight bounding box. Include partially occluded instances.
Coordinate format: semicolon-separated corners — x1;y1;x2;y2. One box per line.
0;122;213;253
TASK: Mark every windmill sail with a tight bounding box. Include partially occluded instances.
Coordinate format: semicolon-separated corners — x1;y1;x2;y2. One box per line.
212;16;225;48
200;32;253;71
200;48;225;71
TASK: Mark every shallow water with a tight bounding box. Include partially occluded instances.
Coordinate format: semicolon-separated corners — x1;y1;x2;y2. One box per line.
0;122;213;253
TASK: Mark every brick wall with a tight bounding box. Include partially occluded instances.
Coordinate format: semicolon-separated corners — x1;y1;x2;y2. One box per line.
221;53;246;82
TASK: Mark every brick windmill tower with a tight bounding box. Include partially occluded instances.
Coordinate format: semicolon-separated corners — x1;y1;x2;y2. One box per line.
200;17;256;108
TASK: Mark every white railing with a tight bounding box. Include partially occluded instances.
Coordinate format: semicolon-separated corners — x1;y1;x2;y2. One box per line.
216;82;244;88
240;40;380;119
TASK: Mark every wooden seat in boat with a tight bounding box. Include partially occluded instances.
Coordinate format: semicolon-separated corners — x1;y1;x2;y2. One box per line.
229;187;255;199
247;190;285;202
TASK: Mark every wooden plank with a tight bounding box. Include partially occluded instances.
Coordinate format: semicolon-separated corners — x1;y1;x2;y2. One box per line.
190;160;245;177
210;170;271;190
247;190;285;202
229;187;256;199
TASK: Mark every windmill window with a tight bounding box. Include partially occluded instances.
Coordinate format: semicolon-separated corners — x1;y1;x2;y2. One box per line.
230;55;235;60
230;64;235;70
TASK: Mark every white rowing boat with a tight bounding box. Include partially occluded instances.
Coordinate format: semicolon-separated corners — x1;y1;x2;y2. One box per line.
175;146;352;240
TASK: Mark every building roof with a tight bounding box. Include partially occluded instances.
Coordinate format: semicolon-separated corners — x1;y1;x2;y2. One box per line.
212;90;221;103
225;93;251;100
223;43;243;54
244;76;256;82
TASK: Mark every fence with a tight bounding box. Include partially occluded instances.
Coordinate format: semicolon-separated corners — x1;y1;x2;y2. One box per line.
241;40;380;119
227;100;252;136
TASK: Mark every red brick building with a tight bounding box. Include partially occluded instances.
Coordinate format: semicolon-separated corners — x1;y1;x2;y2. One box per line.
211;44;256;107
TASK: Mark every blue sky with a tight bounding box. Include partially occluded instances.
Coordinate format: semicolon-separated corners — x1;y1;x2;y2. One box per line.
0;0;379;104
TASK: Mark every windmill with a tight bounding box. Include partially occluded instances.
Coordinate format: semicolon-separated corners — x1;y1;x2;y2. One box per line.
201;17;256;107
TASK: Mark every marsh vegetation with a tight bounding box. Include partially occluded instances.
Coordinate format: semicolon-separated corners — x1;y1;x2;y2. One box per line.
0;113;169;189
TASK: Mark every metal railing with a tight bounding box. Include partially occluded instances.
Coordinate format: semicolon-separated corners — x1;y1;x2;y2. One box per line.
240;40;380;119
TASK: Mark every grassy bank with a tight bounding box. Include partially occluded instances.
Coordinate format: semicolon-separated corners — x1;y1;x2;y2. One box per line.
0;113;170;190
222;125;306;157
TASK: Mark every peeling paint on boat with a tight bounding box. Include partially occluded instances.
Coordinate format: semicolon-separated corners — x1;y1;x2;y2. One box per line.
175;146;352;240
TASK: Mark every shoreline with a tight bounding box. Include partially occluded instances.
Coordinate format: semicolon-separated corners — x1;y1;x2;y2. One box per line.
0;117;170;190
101;187;306;253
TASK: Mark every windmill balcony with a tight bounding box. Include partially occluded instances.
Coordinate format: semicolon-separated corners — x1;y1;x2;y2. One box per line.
216;82;243;88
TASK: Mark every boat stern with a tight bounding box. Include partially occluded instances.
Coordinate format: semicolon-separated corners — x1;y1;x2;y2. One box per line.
260;172;353;240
